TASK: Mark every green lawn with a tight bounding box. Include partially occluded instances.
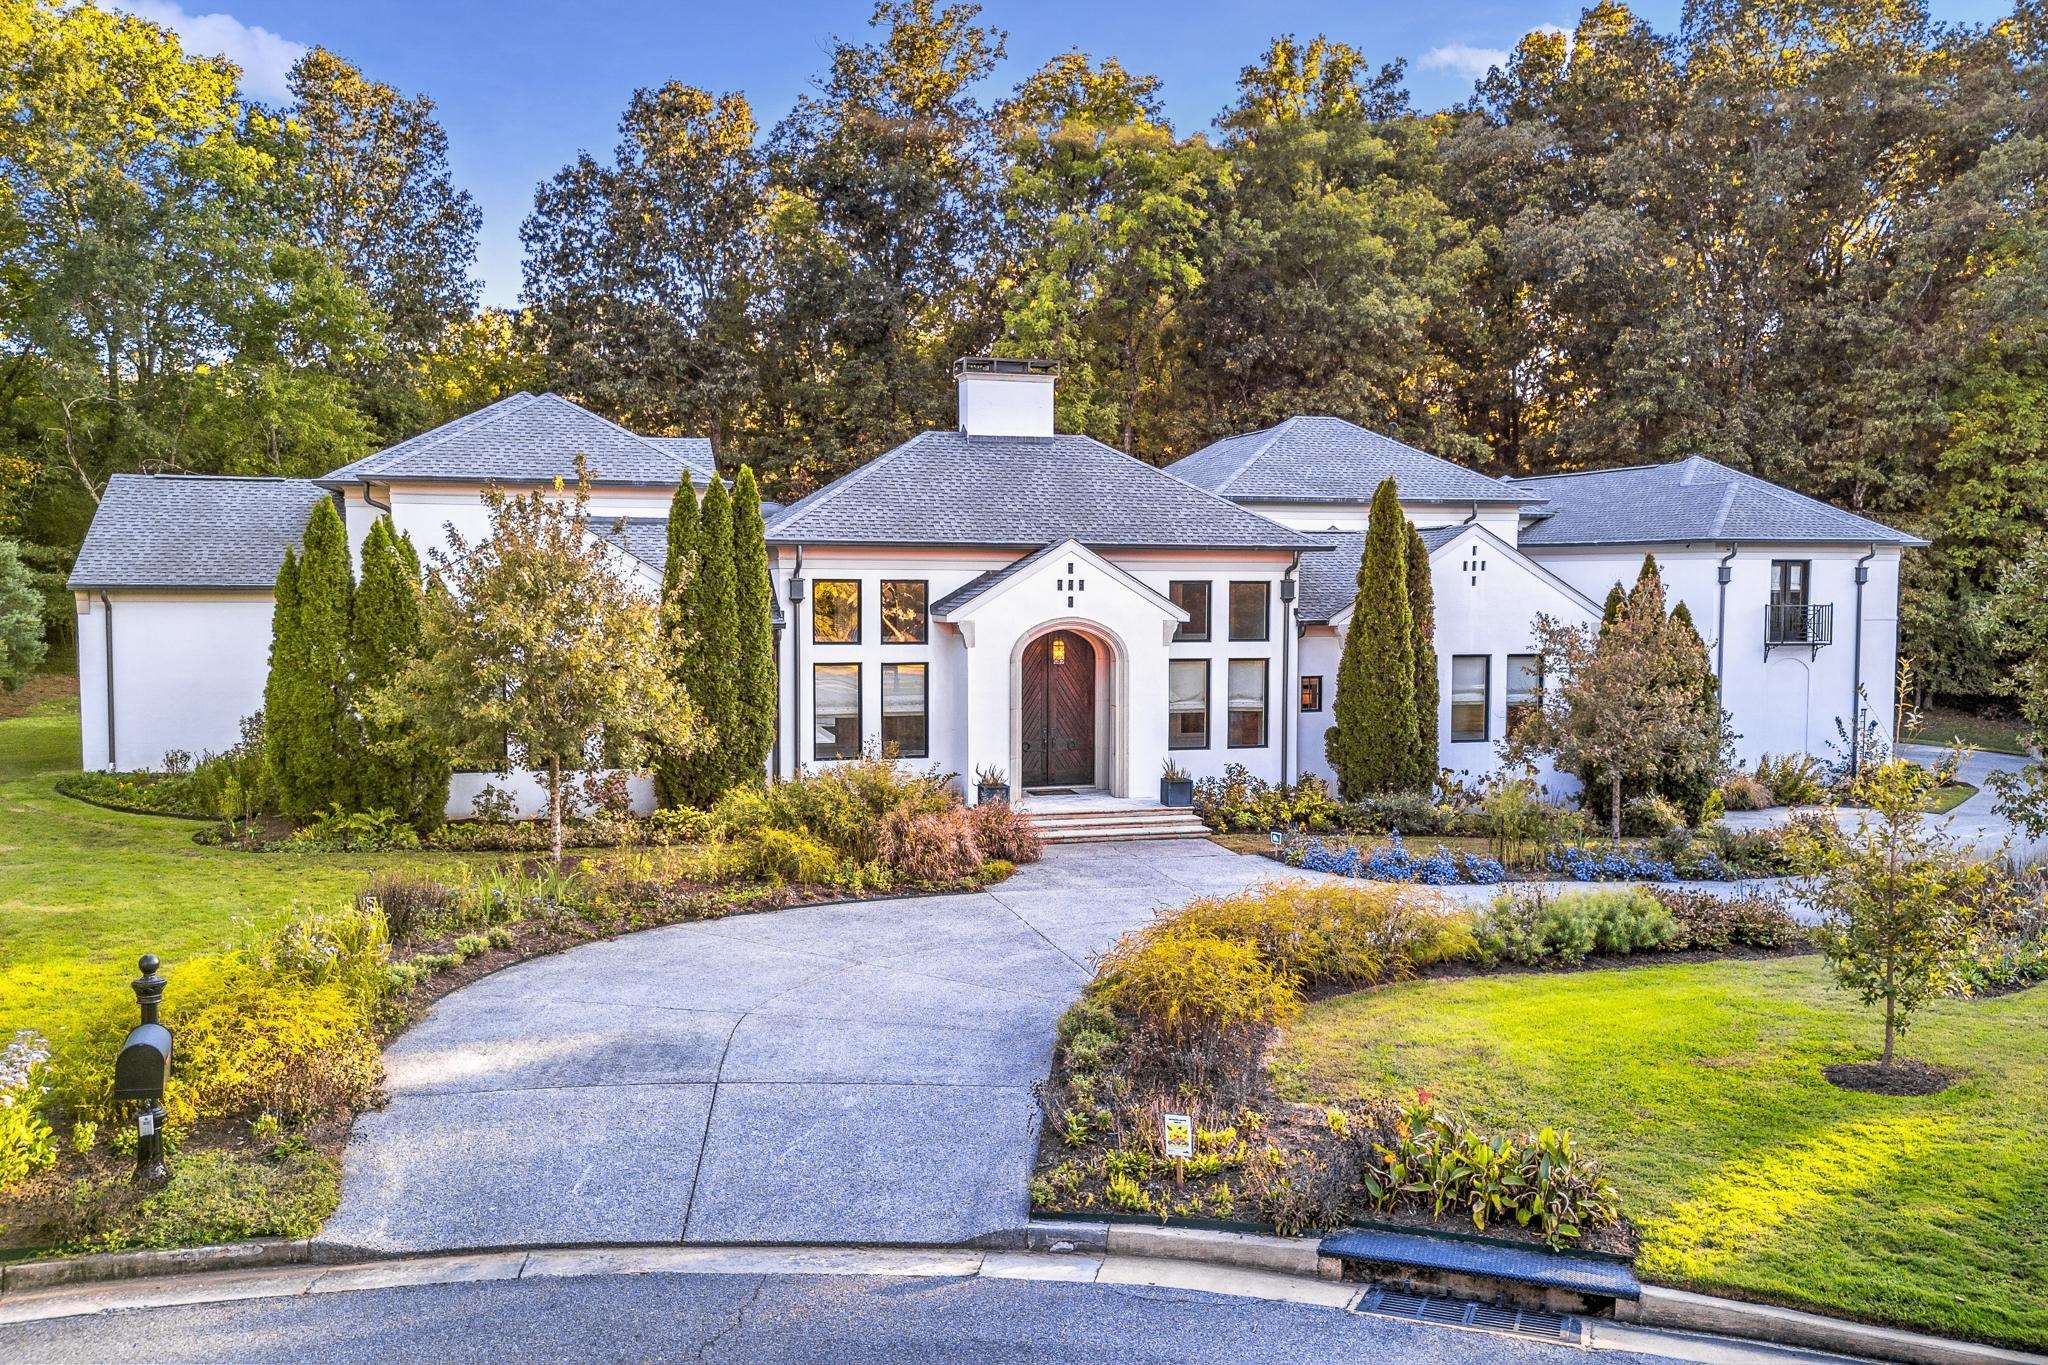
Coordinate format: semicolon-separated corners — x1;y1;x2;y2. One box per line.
1907;706;2031;757
0;693;499;1054
1272;959;2048;1351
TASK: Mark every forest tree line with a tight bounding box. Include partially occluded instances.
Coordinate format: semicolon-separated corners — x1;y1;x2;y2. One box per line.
5;0;2048;704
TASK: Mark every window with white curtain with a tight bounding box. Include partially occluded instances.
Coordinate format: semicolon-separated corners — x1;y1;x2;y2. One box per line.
1168;658;1209;749
813;662;861;760
881;662;927;758
1451;655;1489;743
1506;654;1542;736
1227;659;1267;748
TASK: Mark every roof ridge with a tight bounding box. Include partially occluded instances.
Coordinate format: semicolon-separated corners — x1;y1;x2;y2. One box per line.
1211;419;1295;496
337;392;539;479
1075;433;1321;547
1506;460;1670;484
534;392;698;470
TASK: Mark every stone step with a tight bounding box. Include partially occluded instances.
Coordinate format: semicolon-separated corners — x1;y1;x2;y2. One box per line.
1024;807;1211;843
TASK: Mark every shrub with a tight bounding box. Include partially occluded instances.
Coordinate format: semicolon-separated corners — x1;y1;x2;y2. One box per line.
1542;844;1681;881
1153;881;1468;991
1344;788;1455;836
1651;889;1803;950
1282;833;1504;885
1089;929;1299;1045
1192;765;1343;833
575;770;636;820
1;1031;56;1193
877;805;984;884
969;799;1043;863
1623;793;1687;837
1755;752;1828;806
736;827;840;885
712;752;951;865
1475;888;1675;965
469;782;520;824
285;807;421;852
355;872;454;946
153;960;382;1127
1717;772;1773;811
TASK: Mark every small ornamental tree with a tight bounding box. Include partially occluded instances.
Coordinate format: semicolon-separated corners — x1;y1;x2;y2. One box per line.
1327;478;1417;798
380;465;698;862
675;477;739;805
349;517;449;827
1790;759;1985;1068
728;466;777;789
0;537;49;693
1404;520;1439;790
1600;582;1625;630
652;480;700;806
274;498;356;820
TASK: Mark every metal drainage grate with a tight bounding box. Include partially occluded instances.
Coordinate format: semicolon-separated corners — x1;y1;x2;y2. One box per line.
1353;1288;1582;1344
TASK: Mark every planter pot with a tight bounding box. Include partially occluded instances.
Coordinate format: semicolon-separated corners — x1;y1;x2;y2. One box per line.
1160;778;1194;808
976;782;1010;806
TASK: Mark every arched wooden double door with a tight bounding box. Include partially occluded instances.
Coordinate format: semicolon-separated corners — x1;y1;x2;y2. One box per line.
1020;630;1096;788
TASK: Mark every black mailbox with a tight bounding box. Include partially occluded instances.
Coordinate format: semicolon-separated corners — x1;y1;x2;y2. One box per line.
115;1021;172;1102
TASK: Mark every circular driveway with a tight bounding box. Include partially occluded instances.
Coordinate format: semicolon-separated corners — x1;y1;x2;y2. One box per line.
320;840;1305;1255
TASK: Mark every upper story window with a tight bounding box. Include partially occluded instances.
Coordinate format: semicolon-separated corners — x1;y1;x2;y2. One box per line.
812;579;860;644
1170;581;1210;642
1228;582;1269;642
881;579;927;644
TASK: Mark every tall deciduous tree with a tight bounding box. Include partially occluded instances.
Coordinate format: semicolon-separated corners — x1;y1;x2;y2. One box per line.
382;466;696;861
0;538;48;691
1327;479;1417;797
349;517;448;825
1404;520;1439;786
674;478;739;804
728;467;778;787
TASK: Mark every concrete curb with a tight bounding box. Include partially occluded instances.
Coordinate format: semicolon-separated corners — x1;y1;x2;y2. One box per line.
0;1238;328;1294
1618;1285;2045;1365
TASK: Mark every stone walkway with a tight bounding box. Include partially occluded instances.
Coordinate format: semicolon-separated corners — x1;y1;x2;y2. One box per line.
319;840;1316;1255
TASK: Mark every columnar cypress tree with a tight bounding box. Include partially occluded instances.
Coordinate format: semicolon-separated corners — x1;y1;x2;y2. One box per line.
1663;598;1721;819
282;497;357;820
1404;520;1439;792
677;478;738;805
652;480;700;807
1600;582;1626;630
727;466;777;788
351;517;449;826
262;547;304;800
1326;479;1416;799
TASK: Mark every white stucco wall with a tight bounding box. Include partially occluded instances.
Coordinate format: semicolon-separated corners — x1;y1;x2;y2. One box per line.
1295;525;1598;794
75;590;276;772
444;769;655;821
340;481;681;569
1525;543;1903;767
1255;500;1524;541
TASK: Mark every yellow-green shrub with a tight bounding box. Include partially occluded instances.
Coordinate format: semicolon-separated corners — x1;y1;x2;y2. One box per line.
1146;880;1472;991
736;827;840;885
1089;928;1299;1044
157;958;383;1126
711;753;951;864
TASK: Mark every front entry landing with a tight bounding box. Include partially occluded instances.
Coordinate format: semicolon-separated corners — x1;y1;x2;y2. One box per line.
1020;629;1096;789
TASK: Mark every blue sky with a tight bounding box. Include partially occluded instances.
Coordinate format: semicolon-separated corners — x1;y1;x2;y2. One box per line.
126;0;2014;309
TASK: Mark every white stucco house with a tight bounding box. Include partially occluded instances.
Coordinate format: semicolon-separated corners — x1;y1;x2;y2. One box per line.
70;358;1924;824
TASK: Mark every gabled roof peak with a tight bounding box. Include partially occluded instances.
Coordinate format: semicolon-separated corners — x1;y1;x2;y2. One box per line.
320;392;712;488
1169;417;1539;506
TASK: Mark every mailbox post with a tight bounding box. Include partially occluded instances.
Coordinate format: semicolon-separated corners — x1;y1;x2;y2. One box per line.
113;954;172;1185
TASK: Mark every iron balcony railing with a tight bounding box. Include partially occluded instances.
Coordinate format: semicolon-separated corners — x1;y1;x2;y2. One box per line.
1766;602;1833;649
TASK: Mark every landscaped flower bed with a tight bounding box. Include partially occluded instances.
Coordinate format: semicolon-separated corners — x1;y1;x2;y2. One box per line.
1281;832;1504;884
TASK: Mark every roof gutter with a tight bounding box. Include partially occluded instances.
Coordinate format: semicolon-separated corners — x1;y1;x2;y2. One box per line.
99;591;116;771
1850;544;1876;777
1714;546;1738;688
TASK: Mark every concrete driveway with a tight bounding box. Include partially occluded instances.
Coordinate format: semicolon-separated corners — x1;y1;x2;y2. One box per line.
1721;742;2042;860
320;840;1309;1255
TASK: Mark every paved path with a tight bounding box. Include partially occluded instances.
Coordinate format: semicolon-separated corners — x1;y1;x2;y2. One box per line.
1722;743;2041;860
321;840;1315;1255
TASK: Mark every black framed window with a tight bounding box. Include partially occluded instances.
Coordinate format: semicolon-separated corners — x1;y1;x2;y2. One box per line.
1506;654;1542;736
1451;655;1489;743
880;662;927;757
1168;658;1209;750
1228;581;1269;641
881;579;927;644
1300;674;1323;712
1770;559;1812;643
1169;580;1211;642
812;579;860;644
813;662;861;760
1227;659;1268;748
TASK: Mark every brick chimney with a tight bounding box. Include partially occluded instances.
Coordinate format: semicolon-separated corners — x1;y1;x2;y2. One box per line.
955;357;1056;438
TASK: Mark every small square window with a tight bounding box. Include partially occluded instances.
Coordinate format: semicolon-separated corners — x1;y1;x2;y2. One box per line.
1228;582;1269;642
1300;675;1323;712
881;580;927;644
1170;581;1211;642
812;579;860;644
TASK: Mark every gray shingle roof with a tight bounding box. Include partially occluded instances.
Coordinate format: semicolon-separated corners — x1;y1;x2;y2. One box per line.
1295;525;1463;624
1510;456;1927;548
1169;416;1539;506
597;516;783;624
69;475;331;591
930;543;1063;617
765;431;1318;551
320;393;711;488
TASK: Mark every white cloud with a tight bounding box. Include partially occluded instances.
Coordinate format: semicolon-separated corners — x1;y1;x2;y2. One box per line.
119;1;308;103
1419;43;1511;79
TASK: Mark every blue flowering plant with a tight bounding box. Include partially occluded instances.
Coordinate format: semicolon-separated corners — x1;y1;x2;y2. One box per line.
1282;832;1505;885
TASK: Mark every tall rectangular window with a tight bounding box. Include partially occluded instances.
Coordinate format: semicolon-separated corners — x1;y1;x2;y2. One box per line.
812;579;860;644
1451;654;1489;743
880;662;927;758
1168;658;1209;750
1506;654;1542;736
1300;675;1323;712
1169;581;1211;642
1228;582;1269;641
813;662;861;760
880;579;927;644
1228;659;1268;748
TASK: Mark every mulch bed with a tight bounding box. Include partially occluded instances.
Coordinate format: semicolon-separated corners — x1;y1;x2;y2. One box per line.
1823;1058;1959;1096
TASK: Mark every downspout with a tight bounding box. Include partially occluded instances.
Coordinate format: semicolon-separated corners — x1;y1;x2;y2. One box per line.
1850;544;1876;777
786;548;805;779
1714;546;1738;689
1280;554;1299;787
99;591;116;771
770;621;784;780
360;481;391;515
